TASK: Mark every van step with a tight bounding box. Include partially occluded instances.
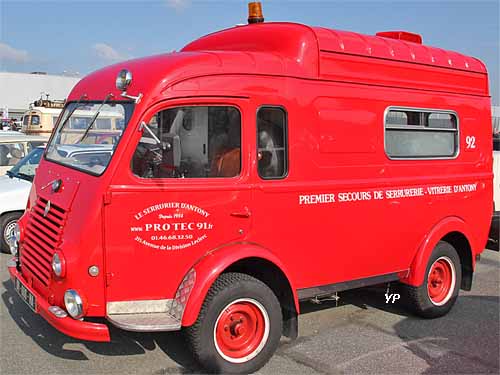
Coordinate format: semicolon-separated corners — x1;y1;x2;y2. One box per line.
106;312;181;332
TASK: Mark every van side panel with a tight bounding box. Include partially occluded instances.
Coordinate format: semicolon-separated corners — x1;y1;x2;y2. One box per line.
249;75;491;290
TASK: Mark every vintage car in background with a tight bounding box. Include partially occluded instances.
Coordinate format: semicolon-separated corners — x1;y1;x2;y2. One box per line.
0;133;48;175
0;147;44;253
0;144;115;253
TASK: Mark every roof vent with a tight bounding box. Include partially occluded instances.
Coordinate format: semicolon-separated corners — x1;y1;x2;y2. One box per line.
376;31;422;44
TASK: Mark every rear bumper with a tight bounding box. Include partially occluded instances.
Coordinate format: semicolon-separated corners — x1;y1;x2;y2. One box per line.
8;263;110;342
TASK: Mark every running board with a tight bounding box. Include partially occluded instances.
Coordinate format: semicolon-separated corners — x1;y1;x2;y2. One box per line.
106;312;181;332
297;272;402;301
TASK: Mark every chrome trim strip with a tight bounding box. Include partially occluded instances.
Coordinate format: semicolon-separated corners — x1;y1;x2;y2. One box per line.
106;312;181;332
107;299;173;315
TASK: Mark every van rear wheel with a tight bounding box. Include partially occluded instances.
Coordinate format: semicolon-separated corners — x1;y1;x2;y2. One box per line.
404;241;462;318
184;272;282;374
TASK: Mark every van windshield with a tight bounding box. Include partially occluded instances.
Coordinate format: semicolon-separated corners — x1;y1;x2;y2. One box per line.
45;101;134;175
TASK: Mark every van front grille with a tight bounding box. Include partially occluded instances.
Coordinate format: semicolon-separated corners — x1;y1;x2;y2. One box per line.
21;197;67;286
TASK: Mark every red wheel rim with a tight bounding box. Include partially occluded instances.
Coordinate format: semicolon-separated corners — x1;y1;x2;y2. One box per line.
427;257;455;305
214;299;269;363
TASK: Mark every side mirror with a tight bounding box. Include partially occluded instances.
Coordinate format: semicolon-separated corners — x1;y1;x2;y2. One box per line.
162;133;181;168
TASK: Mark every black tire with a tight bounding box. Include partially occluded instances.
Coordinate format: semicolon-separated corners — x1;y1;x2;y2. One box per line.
184;272;282;374
0;212;22;254
403;241;462;318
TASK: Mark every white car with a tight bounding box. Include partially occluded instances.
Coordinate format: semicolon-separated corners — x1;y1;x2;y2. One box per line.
0;147;44;252
0;133;48;175
0;145;115;252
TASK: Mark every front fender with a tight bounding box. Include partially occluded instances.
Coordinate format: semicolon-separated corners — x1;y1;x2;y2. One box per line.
402;216;474;287
181;242;299;327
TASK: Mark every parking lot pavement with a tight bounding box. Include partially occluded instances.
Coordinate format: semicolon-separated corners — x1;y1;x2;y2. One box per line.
1;250;498;375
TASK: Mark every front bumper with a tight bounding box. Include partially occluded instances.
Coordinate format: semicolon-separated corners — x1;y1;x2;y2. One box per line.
8;262;110;342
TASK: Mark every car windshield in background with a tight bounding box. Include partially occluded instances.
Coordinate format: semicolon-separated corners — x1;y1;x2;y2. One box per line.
7;147;44;182
45;101;133;175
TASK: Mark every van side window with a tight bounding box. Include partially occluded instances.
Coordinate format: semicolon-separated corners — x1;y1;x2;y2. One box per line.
385;108;458;159
132;106;241;179
257;107;288;179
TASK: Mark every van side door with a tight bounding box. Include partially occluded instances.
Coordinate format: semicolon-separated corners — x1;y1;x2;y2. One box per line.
104;100;252;305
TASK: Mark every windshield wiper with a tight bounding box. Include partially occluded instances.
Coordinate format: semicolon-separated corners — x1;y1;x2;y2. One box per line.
75;93;114;144
6;170;33;182
17;172;33;182
58;94;89;133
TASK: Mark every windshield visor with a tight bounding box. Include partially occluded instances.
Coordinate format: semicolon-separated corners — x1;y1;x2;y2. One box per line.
45;101;134;175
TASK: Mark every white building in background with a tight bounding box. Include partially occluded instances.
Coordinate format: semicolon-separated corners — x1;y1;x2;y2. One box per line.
0;72;80;120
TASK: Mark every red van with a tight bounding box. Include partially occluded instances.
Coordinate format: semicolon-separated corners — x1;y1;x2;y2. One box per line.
8;5;492;374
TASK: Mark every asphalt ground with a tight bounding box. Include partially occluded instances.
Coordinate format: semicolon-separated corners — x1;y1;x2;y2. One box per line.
1;250;498;374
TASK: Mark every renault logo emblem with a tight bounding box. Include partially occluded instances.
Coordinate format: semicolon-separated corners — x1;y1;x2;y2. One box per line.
44;200;51;218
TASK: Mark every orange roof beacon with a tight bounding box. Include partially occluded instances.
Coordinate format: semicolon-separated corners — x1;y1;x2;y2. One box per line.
7;3;492;374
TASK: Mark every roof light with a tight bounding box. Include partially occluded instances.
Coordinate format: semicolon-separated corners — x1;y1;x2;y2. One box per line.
248;2;264;24
376;31;423;44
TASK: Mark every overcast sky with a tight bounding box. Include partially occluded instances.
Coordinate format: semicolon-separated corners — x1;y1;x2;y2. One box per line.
1;0;498;104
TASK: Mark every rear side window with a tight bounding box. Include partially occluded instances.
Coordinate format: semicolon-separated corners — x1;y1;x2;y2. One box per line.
132;106;241;178
257;107;288;179
385;108;458;159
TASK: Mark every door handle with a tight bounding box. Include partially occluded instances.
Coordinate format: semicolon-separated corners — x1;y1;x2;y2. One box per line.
230;207;251;218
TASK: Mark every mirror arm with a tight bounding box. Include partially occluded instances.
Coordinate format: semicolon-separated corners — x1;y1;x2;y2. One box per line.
121;92;143;104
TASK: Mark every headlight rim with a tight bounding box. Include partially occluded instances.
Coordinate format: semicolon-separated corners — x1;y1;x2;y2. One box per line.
64;289;84;319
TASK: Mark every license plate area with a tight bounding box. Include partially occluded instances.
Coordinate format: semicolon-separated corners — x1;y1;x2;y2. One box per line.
14;277;37;312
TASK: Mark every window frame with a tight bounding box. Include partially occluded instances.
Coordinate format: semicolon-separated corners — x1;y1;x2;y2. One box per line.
256;105;289;180
383;106;460;160
131;104;243;180
30;114;40;126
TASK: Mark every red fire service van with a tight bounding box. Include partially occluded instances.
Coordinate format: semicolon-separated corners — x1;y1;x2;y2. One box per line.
7;3;493;373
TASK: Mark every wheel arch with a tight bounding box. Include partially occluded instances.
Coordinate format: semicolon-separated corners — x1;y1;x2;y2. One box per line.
181;242;299;338
402;216;475;291
0;209;24;218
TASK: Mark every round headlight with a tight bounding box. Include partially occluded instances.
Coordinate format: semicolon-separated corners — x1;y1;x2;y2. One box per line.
64;289;84;319
14;223;21;243
116;69;132;91
51;252;66;278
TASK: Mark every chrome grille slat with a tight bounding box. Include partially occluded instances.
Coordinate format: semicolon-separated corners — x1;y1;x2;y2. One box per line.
20;197;67;287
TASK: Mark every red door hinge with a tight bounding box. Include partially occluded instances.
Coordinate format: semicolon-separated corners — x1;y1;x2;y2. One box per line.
106;272;114;287
103;191;112;205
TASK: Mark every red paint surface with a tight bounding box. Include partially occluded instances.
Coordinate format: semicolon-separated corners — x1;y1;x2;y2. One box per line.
12;22;492;341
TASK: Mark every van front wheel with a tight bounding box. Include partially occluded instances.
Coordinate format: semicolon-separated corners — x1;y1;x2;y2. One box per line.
185;272;282;374
404;241;462;318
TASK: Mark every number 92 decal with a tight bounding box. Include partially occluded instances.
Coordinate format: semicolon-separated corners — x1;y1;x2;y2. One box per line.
465;135;476;150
